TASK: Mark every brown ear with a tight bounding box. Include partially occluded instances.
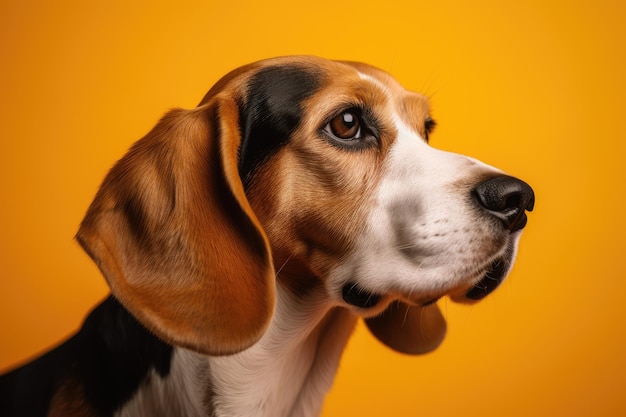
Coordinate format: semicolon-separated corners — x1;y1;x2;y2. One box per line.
365;301;447;355
76;98;275;355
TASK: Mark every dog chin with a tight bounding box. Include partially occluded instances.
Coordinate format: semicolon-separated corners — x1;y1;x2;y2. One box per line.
339;266;510;317
334;232;521;315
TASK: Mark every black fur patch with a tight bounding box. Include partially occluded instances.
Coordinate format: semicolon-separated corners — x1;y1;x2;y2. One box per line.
237;65;322;184
0;296;173;417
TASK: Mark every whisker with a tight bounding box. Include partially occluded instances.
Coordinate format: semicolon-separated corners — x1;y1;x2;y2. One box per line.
419;306;427;341
402;303;411;327
275;254;293;278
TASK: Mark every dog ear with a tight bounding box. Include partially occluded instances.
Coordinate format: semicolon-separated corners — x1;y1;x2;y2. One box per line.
365;301;447;355
76;98;275;356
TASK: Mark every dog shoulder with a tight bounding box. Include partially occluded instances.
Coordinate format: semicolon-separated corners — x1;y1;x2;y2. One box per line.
0;296;173;417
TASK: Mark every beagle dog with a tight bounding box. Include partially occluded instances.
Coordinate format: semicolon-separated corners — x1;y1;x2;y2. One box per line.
0;56;534;417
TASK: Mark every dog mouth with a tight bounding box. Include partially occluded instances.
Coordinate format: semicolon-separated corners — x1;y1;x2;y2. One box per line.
463;239;518;301
342;254;513;309
465;259;509;300
342;283;382;309
341;282;439;309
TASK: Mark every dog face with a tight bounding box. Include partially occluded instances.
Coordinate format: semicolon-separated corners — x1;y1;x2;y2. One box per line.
238;57;533;310
77;56;534;356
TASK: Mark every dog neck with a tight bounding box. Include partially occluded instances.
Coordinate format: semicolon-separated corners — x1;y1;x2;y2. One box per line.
118;286;357;417
206;286;357;417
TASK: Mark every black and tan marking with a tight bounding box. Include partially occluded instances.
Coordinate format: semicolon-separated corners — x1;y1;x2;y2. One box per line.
0;56;533;417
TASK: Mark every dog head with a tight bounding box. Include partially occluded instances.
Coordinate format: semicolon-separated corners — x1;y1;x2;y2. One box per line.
77;56;534;356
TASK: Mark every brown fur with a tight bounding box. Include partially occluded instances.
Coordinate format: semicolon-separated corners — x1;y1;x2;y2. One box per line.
48;377;98;417
76;56;440;357
77;100;275;356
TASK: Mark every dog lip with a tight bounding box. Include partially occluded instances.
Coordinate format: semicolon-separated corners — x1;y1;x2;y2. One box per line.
421;297;441;307
341;283;382;309
465;259;509;300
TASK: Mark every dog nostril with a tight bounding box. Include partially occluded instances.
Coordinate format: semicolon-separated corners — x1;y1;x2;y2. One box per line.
473;176;535;232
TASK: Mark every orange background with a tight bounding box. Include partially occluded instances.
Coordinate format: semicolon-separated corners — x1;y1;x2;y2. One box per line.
1;0;624;416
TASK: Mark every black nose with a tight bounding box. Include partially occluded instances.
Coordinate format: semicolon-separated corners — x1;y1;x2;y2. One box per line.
472;176;535;232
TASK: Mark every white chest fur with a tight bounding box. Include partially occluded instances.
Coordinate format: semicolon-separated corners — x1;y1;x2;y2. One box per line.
116;288;356;417
115;348;210;417
207;287;357;417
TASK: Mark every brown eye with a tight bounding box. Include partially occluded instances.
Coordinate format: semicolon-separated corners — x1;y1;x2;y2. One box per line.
328;110;362;140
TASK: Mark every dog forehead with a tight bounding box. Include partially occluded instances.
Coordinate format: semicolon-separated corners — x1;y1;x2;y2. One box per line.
233;57;431;180
323;59;432;130
229;56;430;126
237;61;326;180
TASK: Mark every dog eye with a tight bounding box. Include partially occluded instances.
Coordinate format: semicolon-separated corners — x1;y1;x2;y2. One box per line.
326;110;362;140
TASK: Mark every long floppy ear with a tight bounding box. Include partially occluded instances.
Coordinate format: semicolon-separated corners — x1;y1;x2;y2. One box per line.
76;98;275;355
365;301;447;355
